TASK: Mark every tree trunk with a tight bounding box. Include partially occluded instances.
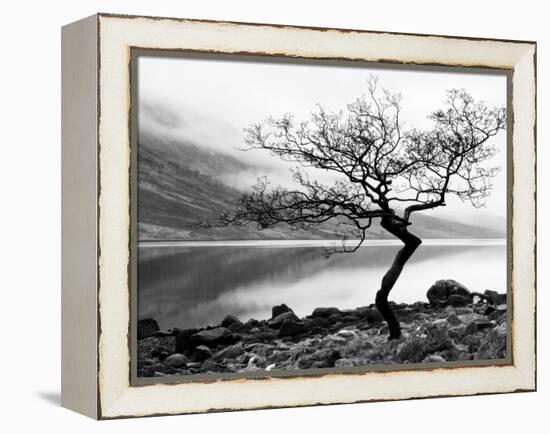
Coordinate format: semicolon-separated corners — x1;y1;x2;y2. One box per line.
375;216;422;340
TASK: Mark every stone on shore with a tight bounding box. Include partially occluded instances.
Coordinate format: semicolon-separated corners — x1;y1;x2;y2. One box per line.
137;318;160;339
311;307;341;319
427;279;470;305
163;353;188;368
272;304;293;318
278;319;306;337
190;327;235;347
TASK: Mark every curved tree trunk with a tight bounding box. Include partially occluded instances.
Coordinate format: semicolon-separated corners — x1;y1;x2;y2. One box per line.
375;216;422;340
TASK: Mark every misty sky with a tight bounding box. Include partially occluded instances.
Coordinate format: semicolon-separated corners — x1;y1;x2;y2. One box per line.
138;55;508;225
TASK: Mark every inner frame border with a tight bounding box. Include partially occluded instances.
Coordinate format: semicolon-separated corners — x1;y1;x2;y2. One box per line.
128;48;514;388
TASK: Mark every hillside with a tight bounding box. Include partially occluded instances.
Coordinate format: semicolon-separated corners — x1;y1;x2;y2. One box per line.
137;131;506;241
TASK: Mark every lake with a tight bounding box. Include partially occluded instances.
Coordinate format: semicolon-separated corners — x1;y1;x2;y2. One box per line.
137;239;507;330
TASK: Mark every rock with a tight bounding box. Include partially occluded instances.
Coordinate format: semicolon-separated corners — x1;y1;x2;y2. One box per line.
446;294;470;307
484;290;507;306
311;307;341;319
151;346;170;361
477;323;507;359
137;318;159;339
221;314;242;328
278;319;306;337
334;358;355;368
427;279;470;305
465;320;495;335
298;349;341;369
153;330;174;337
426;325;454;352
190;345;212;362
423;354;447;363
212;344;245;361
174;327;199;353
267;350;291;365
304;317;330;330
163;353;188;368
268;311;299;328
446;313;462;326
397;338;428;363
272;304;294;318
359;308;384;324
190;327;235;348
461;334;483;352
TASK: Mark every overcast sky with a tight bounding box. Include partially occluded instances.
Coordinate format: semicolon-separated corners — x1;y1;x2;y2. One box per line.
138;55;508;224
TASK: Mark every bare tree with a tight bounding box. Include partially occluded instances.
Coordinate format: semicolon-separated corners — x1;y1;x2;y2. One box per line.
219;76;506;339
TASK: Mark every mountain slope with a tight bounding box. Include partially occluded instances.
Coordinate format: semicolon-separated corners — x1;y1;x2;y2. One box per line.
137;132;506;241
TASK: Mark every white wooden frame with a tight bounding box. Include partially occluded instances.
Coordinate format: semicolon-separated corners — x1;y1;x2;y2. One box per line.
61;13;536;419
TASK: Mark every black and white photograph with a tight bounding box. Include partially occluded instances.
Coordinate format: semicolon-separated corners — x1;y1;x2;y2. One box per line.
135;53;509;379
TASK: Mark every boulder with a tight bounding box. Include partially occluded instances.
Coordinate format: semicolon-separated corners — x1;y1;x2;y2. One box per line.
137;318;159;339
304;317;330;331
298;349;341;369
163;353;188;368
272;304;293;318
278;319;306;337
358;308;384;324
311;307;341;319
268;311;299;328
174;327;199;353
426;280;470;305
423;354;446;363
212;344;245;361
484;290;507;306
476;323;507;359
446;294;470;307
190;327;235;348
426;325;454;352
334;358;355;368
190;345;212;362
220;314;242;328
397;338;428;363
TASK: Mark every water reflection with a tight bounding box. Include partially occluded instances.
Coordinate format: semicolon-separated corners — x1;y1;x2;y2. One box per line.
137;240;506;330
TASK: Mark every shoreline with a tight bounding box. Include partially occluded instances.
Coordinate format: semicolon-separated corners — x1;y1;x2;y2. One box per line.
137;280;507;378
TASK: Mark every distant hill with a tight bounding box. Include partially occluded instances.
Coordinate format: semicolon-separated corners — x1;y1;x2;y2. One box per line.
137;130;506;241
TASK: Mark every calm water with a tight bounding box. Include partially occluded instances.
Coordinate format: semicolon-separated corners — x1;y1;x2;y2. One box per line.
137;239;507;330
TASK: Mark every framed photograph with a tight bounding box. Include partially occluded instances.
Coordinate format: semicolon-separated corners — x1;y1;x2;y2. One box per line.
61;13;536;419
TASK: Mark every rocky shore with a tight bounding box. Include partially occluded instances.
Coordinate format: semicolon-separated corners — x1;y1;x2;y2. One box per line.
137;280;507;378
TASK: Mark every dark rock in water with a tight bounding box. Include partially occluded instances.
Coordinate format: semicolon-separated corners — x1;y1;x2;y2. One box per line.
268;311;299;328
174;328;199;353
279;319;306;337
137;318;160;339
477;323;507;359
190;327;235;348
446;294;470;307
427;280;470;305
484;290;507;306
163;353;188;368
311;307;341;319
272;304;293;319
221;315;242;328
191;345;212;362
